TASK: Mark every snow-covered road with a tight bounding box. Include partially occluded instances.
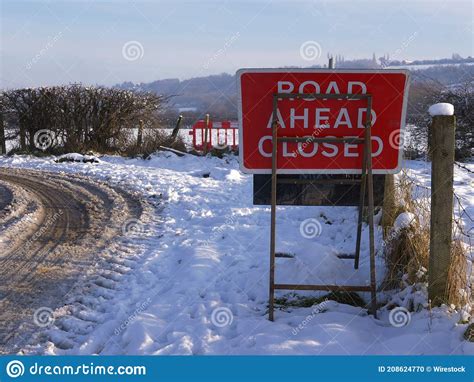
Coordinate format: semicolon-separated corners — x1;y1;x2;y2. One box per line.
0;167;147;354
0;154;472;355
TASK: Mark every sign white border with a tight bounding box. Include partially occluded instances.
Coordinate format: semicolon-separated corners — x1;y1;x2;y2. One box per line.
236;68;411;174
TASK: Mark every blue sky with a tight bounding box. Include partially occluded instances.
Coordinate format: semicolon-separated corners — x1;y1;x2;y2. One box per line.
1;0;473;88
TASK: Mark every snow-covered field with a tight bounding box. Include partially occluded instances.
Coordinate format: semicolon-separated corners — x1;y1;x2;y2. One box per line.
0;153;473;355
388;62;474;70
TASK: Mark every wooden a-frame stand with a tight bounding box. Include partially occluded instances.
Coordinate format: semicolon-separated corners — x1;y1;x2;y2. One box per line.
268;92;377;321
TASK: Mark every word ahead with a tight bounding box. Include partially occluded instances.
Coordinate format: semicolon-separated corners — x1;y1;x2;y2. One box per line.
237;69;410;174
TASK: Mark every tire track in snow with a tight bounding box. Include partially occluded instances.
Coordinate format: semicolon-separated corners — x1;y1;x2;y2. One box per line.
0;168;143;354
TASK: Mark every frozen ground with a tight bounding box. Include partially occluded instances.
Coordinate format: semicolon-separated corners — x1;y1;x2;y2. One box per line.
0;153;472;355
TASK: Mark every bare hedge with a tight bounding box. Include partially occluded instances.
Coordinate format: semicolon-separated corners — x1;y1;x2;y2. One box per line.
407;81;473;160
1;84;168;154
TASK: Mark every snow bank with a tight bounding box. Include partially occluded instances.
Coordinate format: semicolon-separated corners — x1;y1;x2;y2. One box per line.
428;103;454;116
55;153;100;163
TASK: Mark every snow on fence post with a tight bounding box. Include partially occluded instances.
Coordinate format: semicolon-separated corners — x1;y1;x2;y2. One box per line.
428;103;456;306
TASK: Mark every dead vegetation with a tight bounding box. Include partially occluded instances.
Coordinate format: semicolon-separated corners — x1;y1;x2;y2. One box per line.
446;238;469;307
382;172;430;289
1;84;170;155
274;291;366;310
464;323;474;342
382;170;469;308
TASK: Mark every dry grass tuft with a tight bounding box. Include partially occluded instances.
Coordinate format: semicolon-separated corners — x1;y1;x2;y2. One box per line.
383;221;430;290
446;238;469;307
383;171;430;289
382;170;469;308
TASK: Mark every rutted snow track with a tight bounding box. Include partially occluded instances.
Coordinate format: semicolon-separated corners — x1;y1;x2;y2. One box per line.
0;168;147;354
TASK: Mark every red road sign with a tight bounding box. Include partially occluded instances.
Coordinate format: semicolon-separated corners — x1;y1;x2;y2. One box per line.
237;69;410;174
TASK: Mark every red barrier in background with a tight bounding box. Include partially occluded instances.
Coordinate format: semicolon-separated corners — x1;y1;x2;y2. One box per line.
190;120;238;151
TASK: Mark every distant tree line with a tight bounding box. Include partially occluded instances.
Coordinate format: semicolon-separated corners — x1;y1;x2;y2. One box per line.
411;65;474;86
116;73;239;121
407;79;473;160
0;84;169;154
389;55;474;68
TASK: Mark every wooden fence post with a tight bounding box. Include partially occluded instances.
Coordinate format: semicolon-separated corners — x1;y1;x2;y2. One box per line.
381;174;397;237
428;114;456;306
170;115;183;143
0;113;6;155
